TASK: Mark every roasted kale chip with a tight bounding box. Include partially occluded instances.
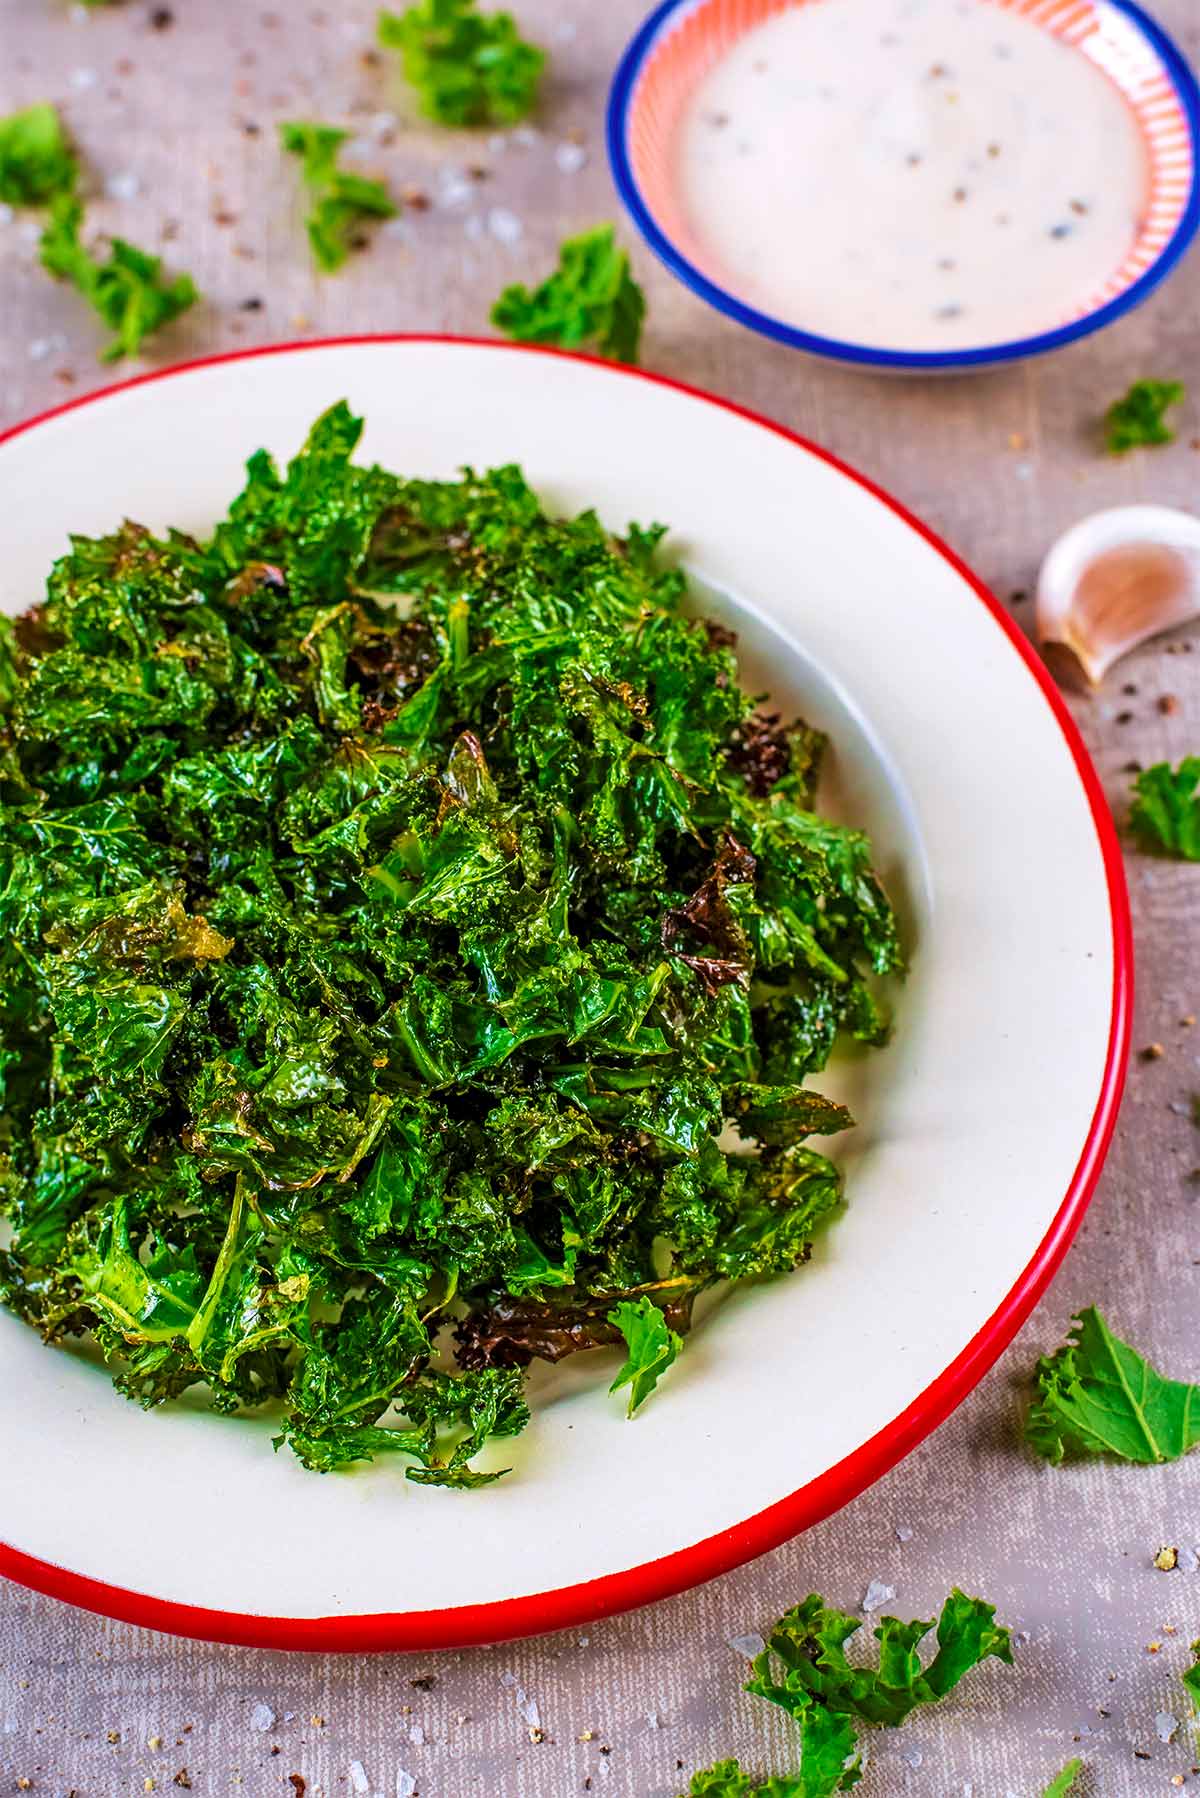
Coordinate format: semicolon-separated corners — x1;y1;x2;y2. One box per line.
0;403;900;1486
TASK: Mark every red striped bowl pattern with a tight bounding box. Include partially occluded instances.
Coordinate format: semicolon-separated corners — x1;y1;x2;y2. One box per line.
626;0;1195;330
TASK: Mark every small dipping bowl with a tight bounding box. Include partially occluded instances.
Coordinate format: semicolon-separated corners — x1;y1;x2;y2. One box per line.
607;0;1200;372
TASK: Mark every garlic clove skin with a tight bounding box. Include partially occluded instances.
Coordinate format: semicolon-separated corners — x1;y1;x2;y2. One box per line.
1036;505;1200;686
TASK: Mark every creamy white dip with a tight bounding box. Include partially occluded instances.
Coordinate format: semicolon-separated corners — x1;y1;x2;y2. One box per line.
676;0;1149;350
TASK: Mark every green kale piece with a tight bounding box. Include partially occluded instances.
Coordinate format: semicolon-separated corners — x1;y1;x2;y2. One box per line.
38;196;197;362
607;1293;682;1416
1104;378;1185;453
1026;1307;1200;1464
492;224;645;362
0;103;76;205
378;0;544;128
1184;1642;1200;1715
1041;1761;1084;1797
0;401;900;1487
679;1588;1009;1797
1130;758;1200;859
279;121;397;273
680;1741;856;1798
748;1590;1012;1728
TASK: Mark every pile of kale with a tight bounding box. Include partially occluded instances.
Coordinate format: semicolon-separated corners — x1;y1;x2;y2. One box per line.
0;405;900;1487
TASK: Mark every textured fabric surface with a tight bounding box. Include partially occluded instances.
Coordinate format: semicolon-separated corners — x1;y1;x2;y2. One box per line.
2;1;1200;1791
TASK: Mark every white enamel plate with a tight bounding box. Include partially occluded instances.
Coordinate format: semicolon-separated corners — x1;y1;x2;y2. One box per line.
0;340;1130;1649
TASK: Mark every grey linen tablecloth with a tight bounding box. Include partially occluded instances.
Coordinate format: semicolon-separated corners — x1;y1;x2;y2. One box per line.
3;1;1200;1791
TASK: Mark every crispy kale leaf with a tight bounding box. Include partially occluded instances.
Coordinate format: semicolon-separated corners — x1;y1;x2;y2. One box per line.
748;1590;1012;1728
1104;378;1185;453
279;121;397;273
0;103;77;206
681;1746;853;1798
0;402;899;1487
1041;1761;1084;1797
1130;758;1200;860
492;224;645;362
1184;1642;1200;1715
679;1588;1009;1798
39;196;197;362
378;0;544;128
607;1293;682;1416
1026;1308;1200;1464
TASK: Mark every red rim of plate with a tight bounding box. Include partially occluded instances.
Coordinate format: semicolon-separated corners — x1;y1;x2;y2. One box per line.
0;336;1133;1651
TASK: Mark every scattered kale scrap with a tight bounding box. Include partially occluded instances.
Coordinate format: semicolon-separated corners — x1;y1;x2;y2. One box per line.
378;0;545;129
680;1589;1011;1797
0;404;899;1488
0;103;77;206
279;122;397;273
1103;378;1185;454
492;224;646;362
1026;1307;1200;1465
39;195;197;363
1129;757;1200;860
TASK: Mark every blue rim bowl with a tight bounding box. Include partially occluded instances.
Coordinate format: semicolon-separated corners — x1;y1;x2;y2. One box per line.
606;0;1200;373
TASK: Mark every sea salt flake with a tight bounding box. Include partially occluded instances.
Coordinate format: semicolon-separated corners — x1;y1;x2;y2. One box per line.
487;207;523;245
436;168;474;209
894;1525;914;1543
395;1774;417;1798
512;125;542;149
1156;1711;1180;1743
487;133;508;155
861;1580;895;1614
554;143;587;175
645;1711;661;1729
900;1745;923;1768
408;1724;424;1746
371;111;399;140
349;1763;369;1795
519;1694;540;1729
29;333;68;363
501;1671;541;1731
105;171;140;201
728;1632;765;1660
0;202;15;226
553;19;578;41
69;66;98;90
249;1703;276;1732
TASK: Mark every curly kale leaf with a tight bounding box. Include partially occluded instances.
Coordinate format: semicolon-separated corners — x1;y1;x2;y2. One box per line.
1041;1762;1084;1797
279;121;396;272
607;1293;682;1416
492;224;645;362
39;195;197;362
679;1587;1009;1797
1026;1307;1200;1465
0;401;899;1489
378;0;544;128
1129;758;1200;860
680;1739;857;1798
1104;378;1185;454
748;1590;1012;1728
0;103;77;206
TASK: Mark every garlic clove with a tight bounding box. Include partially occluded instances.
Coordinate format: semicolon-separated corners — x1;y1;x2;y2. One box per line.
1036;505;1200;685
